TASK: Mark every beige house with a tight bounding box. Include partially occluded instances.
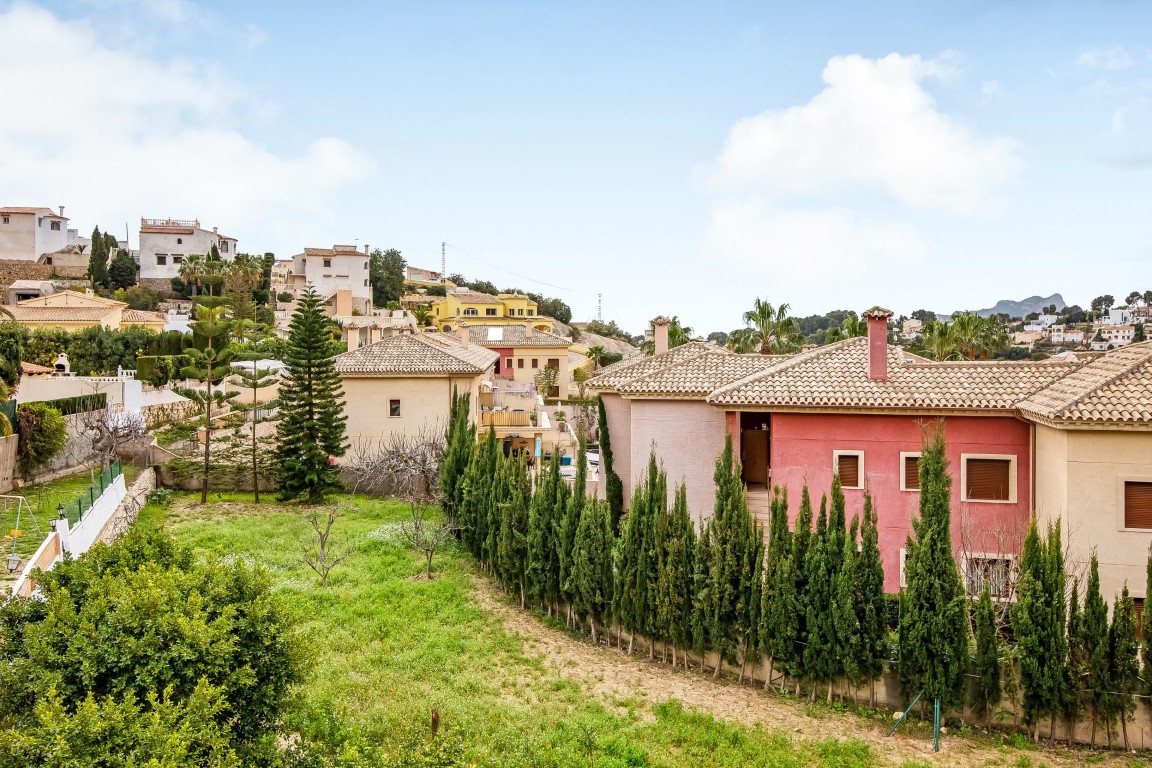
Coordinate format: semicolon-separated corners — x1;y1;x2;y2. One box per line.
278;245;372;313
470;323;573;399
1020;343;1152;601
6;290;165;332
334;331;498;451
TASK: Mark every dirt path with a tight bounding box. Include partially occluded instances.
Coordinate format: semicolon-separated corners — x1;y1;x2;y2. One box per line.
471;577;1127;768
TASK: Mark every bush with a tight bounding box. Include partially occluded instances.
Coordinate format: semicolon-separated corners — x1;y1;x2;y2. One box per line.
122;285;164;310
0;527;305;748
15;402;67;477
278;292;294;303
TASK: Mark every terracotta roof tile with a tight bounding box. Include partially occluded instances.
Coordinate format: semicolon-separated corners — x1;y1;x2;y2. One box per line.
616;350;791;397
433;290;505;305
0;207;55;215
1017;342;1152;424
587;342;719;390
123;309;166;324
20;361;53;374
707;337;1081;411
6;305;120;323
469;325;570;347
334;332;498;376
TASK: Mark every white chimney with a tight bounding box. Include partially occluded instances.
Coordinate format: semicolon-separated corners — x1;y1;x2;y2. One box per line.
58;205;65;217
456;321;470;348
363;244;370;255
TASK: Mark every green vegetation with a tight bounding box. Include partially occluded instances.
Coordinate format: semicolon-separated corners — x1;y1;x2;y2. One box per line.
369;247;406;307
133;493;888;767
728;298;803;354
14;402;67;478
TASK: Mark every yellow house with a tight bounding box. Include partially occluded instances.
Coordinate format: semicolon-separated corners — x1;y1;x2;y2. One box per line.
1019;342;1152;602
6;290;166;332
334;330;499;450
430;289;552;333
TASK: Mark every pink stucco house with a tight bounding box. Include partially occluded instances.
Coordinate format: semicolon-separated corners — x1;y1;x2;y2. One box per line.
589;310;1083;594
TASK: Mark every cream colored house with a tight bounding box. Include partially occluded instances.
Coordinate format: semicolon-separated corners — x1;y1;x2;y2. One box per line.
334;330;498;451
6;290;165;331
278;245;372;313
0;206;74;261
467;323;572;399
1020;342;1152;601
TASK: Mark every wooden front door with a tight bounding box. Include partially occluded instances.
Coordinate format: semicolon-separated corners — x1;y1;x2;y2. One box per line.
742;430;768;487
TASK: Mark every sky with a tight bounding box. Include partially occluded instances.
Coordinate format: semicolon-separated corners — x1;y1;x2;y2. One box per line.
2;0;1151;333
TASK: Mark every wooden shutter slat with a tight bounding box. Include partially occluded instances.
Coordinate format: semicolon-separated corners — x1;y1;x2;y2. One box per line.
1125;482;1152;529
904;456;920;490
837;454;859;487
966;459;1010;501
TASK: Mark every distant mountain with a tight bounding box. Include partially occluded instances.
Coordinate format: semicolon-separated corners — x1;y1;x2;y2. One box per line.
939;294;1066;320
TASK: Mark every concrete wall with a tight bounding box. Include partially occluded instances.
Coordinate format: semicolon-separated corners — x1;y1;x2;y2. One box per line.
628;399;728;525
0;213;69;261
770;413;1033;593
342;374;482;453
17;376;138;410
68;473;127;553
1036;424;1152;601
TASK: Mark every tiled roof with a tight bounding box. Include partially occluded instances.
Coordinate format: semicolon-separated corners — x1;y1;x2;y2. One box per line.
1017;342;1152;425
587;342;719;390
17;290;123;308
469;325;570;347
6;305;119;323
123;309;166;324
433;291;505;305
0;207;54;215
708;337;1081;411
616;350;791;397
20;361;53;374
303;247;365;258
334;332;498;376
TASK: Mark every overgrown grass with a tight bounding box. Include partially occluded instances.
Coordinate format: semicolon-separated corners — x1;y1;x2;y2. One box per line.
145;492;881;767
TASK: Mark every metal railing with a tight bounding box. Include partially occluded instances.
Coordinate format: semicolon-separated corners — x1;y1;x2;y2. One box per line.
65;459;123;527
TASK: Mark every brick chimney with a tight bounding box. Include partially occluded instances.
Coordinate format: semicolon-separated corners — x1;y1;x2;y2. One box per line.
456;320;470;348
651;316;671;355
346;328;360;353
862;306;893;381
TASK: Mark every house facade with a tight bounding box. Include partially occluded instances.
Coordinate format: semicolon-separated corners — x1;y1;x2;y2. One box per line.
468;323;573;399
7;290;165;332
0;206;74;261
589;309;1126;596
430;288;553;333
137;218;238;285
279;245;372;312
334;330;498;450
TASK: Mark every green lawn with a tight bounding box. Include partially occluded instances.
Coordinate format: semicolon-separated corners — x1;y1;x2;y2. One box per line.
143;493;882;768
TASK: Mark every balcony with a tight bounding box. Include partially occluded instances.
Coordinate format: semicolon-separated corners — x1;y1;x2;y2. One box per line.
480;411;532;428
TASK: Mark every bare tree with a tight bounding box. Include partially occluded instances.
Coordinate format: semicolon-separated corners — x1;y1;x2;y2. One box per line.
343;427;445;496
301;506;354;588
402;500;458;580
955;502;1029;631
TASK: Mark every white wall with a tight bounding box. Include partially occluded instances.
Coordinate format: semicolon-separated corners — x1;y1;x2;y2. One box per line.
138;225;236;280
68;474;128;554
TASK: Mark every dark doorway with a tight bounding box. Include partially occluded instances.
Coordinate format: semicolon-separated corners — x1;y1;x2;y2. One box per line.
740;413;770;488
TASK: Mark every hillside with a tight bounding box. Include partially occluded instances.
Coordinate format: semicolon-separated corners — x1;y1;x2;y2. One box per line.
940;293;1066;320
555;320;640;358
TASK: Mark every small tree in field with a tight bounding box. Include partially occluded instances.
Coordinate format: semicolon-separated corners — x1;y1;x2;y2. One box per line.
228;360;278;502
273;287;347;503
301;506;353;588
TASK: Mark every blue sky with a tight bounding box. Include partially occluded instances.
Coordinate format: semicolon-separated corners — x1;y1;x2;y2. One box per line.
2;1;1150;332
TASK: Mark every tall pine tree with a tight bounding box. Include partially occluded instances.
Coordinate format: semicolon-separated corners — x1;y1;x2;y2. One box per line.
898;425;969;708
438;388;475;525
272;286;347;502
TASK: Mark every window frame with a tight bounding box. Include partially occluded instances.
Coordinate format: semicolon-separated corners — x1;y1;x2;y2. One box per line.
832;449;864;490
1;216;8;224
50;220;61;231
961;552;1015;600
463;308;478;316
156;255;167;265
388;399;401;418
899;451;921;492
323;258;332;268
1120;478;1152;531
960;453;1017;504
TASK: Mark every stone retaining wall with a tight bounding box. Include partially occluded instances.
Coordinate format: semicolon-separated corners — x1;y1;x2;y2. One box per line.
95;467;155;546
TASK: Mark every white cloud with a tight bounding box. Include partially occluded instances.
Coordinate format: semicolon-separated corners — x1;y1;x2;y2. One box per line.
714;53;1019;216
0;4;370;248
702;200;926;280
1077;47;1134;71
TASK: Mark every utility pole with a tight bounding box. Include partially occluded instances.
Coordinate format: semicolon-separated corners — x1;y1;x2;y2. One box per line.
441;242;446;282
598;293;602;322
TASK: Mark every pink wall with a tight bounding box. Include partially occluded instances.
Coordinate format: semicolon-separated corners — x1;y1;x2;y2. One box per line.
599;394;632;505
769;413;1033;593
629;399;728;526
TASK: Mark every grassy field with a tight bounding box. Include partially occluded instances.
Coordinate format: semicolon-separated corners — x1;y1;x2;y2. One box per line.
141;492;1141;768
143;492;894;768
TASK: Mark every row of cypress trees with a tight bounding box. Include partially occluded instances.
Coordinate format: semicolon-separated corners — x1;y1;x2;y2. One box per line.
440;399;1152;746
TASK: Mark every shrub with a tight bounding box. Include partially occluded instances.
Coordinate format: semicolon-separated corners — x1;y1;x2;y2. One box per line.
15;402;67;477
278;292;294;303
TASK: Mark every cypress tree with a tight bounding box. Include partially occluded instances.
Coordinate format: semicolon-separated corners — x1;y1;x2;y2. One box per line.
1012;520;1047;735
460;429;498;560
640;453;667;651
743;525;765;684
833;515;861;697
761;485;796;691
272;286;347;502
614;482;644;653
89;225;109;288
570;499;614;643
559;441;589;626
973;585;1002;726
689;524;712;672
1064;577;1085;745
1045;521;1069;741
803;496;836;699
438;388;474;525
656;481;693;665
1083;554;1111;746
1110;585;1139;751
1144;544;1152;694
786;484;814;693
497;455;531;607
597;397;625;531
527;452;563;612
853;491;887;706
898;426;969;708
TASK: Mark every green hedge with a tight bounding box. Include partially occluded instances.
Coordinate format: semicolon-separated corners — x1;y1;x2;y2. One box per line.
42;392;108;416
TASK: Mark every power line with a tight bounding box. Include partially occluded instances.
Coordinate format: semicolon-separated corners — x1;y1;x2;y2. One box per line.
441;241;599;297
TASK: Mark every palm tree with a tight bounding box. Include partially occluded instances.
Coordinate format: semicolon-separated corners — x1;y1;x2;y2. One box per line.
729;299;802;354
412;303;433;327
179;254;206;297
586;345;607;369
920;314;1009;361
641;316;694;354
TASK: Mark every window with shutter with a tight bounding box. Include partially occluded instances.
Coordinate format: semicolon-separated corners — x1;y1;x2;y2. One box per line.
902;454;920;491
834;451;862;488
964;457;1014;502
1124;482;1152;529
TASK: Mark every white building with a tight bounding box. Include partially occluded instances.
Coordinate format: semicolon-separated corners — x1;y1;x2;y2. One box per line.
137;218;238;284
1091;325;1136;351
0;206;75;261
279;245;372;313
1049;325;1086;346
1102;308;1135;326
